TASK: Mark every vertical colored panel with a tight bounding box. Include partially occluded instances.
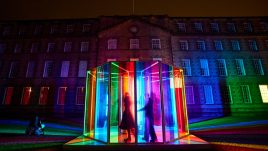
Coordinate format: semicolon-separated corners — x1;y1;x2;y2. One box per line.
4;87;14;105
162;64;179;142
21;87;32;105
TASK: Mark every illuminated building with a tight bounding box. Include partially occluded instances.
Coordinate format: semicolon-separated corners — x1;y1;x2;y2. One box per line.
0;16;268;120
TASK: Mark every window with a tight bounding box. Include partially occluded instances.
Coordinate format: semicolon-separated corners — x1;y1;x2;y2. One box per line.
227;23;236;32
31;42;39;53
130;39;139;49
179;40;188;51
57;87;67;105
252;59;264;75
176;22;186;32
60;61;70;77
47;43;56;53
108;39;117;50
76;87;85;105
235;59;246;76
241;85;252;103
260;22;268;32
9;61;19;78
3;87;14;105
185;86;194;104
80;41;89;52
43;61;53;77
2;26;11;36
193;22;203;32
26;61;35;78
216;59;228;76
210;22;219;32
18;26;26;36
130;58;139;61
39;87;49;105
221;85;233;104
66;24;74;33
200;59;209;76
50;25;58;34
21;87;32;105
82;24;91;32
78;60;87;77
151;39;161;50
196;40;206;50
107;58;117;62
153;58;162;61
34;25;42;35
231;40;240;51
0;43;7;53
259;85;268;103
214;40;223;50
64;42;72;52
14;43;22;53
243;22;253;32
204;85;214;104
248;40;258;51
181;59;191;76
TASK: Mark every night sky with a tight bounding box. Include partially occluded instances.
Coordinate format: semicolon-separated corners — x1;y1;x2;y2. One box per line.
0;0;268;20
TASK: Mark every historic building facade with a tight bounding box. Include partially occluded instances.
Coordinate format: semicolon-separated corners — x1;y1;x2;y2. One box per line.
0;16;268;119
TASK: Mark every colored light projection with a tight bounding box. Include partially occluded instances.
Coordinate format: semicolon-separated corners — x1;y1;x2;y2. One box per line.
83;61;189;144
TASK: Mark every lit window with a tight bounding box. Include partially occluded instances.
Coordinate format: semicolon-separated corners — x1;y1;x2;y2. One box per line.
248;40;258;51
66;24;74;33
26;61;35;78
235;59;246;76
196;40;206;50
153;58;162;61
200;59;209;76
9;61;19;78
181;59;191;76
243;22;253;32
210;22;219;32
179;40;188;51
81;41;89;52
176;22;186;32
252;59;264;75
151;39;161;50
3;87;14;105
60;61;70;77
214;40;223;50
227;23;236;32
78;60;87;77
57;87;67;105
204;85;214;104
64;42;72;52
76;87;85;105
216;59;227;76
47;42;56;53
241;85;252;103
130;39;139;49
107;58;117;62
108;39;117;50
259;85;268;103
39;87;49;105
130;58;139;61
31;42;39;53
82;24;91;32
43;61;53;78
193;22;203;32
185;86;194;104
21;87;32;105
231;40;240;51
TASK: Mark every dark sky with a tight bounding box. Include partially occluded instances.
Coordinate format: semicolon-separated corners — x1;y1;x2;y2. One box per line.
0;0;268;20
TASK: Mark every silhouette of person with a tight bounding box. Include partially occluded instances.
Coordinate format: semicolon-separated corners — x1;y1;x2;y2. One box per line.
26;115;45;135
119;92;135;143
139;93;157;142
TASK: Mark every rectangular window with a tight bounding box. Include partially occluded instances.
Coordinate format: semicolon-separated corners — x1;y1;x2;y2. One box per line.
241;85;252;103
185;86;194;104
130;58;139;61
196;40;206;50
26;61;35;78
21;87;32;105
210;22;219;32
31;42;39;53
259;85;268;103
227;23;236;32
153;58;162;61
82;24;91;32
204;85;214;104
76;87;85;105
3;87;14;105
181;59;191;76
216;59;227;76
9;61;19;78
176;22;186;32
235;59;246;76
200;59;209;76
14;43;22;53
64;42;72;52
108;39;117;50
57;87;67;105
80;41;89;52
2;26;11;36
214;40;223;50
39;87;49;105
151;39;161;50
107;58;117;62
60;61;70;77
221;85;233;104
0;43;7;53
253;59;264;75
47;43;56;53
193;22;203;32
50;25;58;34
34;25;42;35
231;40;240;51
260;22;268;32
248;40;258;51
179;40;188;51
66;24;74;33
130;39;139;49
43;61;53;78
243;22;253;32
78;60;87;77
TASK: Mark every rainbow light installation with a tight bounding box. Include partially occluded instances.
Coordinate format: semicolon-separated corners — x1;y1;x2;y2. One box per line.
83;61;189;144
